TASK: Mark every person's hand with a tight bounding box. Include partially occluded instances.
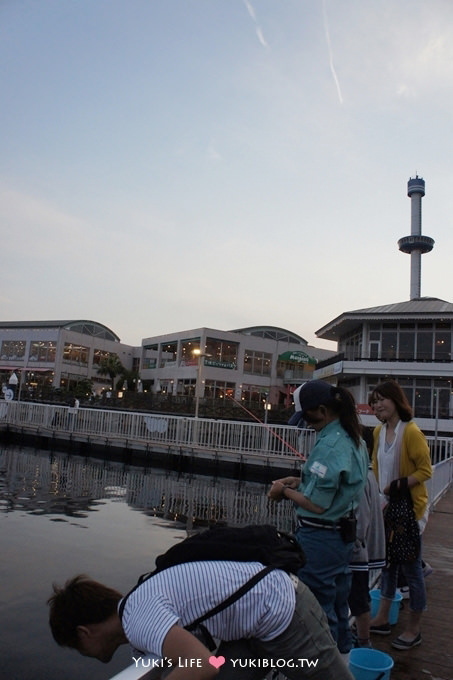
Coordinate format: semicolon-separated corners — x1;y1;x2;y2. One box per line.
274;476;299;488
268;480;286;502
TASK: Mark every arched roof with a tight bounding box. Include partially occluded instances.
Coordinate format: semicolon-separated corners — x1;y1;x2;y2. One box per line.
316;297;453;341
0;320;120;342
229;325;308;345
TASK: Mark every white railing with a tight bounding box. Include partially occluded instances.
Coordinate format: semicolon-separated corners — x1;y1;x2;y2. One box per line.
107;463;453;680
109;659;159;680
0;401;314;462
2;400;451;680
3;401;453;468
427;457;453;509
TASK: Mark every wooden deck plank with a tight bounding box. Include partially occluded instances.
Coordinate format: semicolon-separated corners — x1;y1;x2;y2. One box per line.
370;488;453;680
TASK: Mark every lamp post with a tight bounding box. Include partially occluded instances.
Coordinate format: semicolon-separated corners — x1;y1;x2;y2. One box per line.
192;348;211;419
263;397;271;451
263;397;271;424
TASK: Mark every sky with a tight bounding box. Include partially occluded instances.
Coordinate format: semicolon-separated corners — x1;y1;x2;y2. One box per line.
2;0;453;350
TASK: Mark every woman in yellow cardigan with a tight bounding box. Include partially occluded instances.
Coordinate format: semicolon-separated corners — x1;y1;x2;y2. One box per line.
368;380;432;651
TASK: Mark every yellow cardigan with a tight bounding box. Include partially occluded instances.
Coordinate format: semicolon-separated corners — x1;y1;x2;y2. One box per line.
372;421;432;519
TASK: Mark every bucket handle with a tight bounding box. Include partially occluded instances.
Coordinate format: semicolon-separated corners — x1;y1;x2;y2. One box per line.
375;673;386;680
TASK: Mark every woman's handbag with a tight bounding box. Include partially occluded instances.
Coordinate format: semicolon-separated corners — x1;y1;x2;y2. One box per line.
383;477;421;564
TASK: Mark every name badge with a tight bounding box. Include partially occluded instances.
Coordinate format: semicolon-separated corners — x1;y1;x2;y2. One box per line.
309;461;327;478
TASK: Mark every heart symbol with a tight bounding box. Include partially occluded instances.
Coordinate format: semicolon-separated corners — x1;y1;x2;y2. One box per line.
208;655;226;669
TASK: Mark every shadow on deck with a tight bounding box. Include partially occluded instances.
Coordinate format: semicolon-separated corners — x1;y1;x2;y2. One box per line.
371;488;453;680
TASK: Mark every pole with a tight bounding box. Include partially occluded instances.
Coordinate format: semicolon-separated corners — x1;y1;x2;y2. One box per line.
434;389;439;460
194;355;202;419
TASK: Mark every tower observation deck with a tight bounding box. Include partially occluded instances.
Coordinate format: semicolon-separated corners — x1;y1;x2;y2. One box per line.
397;176;434;300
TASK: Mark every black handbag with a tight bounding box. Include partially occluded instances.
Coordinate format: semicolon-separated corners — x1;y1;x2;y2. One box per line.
383;478;420;564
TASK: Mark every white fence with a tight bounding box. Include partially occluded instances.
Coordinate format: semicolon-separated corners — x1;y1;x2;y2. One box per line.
107;462;453;680
2;401;451;680
2;401;453;467
0;401;314;462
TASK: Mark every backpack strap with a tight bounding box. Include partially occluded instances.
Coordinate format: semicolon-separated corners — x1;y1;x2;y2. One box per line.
185;565;275;650
186;565;274;631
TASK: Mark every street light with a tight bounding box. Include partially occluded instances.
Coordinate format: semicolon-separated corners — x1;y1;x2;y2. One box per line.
263;397;271;451
264;400;271;424
192;348;212;419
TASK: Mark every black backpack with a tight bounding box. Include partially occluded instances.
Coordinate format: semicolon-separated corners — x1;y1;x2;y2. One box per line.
118;524;305;648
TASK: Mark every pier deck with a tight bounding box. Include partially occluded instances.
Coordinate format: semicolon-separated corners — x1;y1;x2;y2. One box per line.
371;488;453;680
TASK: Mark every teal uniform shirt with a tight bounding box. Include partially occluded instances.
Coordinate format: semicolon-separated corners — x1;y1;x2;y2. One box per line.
296;419;368;523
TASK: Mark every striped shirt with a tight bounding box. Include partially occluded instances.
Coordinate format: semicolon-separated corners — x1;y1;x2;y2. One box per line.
120;561;295;658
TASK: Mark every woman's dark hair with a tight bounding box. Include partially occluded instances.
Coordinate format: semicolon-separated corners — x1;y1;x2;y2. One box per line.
360;426;374;458
325;386;362;447
368;380;413;422
48;574;122;648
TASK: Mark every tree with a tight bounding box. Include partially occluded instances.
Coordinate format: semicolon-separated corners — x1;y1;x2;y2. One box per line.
73;378;94;400
96;355;125;391
118;367;140;391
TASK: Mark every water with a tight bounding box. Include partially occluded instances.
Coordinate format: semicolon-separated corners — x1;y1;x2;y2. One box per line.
0;445;293;680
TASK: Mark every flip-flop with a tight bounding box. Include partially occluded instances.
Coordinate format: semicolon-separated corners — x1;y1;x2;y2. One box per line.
369;623;392;635
391;633;422;650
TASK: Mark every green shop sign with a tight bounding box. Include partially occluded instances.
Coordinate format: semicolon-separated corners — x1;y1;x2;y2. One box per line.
205;359;237;370
278;350;316;365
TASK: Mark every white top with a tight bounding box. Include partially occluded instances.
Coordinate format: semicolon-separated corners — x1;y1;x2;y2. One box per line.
377;420;406;494
120;561;296;658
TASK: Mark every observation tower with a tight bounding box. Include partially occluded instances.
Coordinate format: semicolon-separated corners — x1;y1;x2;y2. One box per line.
398;176;434;300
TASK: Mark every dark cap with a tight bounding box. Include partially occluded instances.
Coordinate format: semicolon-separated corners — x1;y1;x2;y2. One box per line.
297;380;334;417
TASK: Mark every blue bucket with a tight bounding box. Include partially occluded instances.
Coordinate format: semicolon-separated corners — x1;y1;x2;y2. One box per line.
370;589;402;625
349;648;394;680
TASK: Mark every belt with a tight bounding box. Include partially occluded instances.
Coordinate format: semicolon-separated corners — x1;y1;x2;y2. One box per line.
297;517;342;530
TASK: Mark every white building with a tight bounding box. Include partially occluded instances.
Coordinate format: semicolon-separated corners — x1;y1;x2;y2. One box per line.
313;176;453;434
0;320;140;397
140;325;334;409
314;299;453;434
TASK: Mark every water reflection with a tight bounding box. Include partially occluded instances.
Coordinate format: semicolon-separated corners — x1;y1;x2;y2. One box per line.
0;445;295;530
0;446;298;680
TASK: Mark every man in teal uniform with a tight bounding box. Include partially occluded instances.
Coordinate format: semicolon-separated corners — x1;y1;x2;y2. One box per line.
269;380;368;655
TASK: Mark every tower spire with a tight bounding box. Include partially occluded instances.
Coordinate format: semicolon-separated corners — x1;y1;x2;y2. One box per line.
397;175;434;300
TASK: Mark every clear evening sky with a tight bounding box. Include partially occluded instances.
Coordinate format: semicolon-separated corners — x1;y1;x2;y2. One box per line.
2;0;453;348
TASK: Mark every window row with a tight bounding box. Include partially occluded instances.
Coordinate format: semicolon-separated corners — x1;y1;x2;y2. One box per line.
0;340;119;367
367;377;453;419
342;323;453;361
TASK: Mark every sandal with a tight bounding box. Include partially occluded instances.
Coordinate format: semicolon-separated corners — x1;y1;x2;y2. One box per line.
369;623;392;635
391;633;422;650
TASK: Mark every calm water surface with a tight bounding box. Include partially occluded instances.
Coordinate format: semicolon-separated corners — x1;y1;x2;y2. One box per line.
0;445;292;680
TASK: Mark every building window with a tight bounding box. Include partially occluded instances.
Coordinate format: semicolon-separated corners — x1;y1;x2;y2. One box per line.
205;338;238;369
367;376;452;419
0;340;26;360
364;322;452;362
399;332;415;360
93;349;112;366
381;331;397;360
243;350;272;376
176;378;196;395
241;384;269;405
204;380;235;399
343;329;362;360
143;344;158;369
434;331;451;361
63;342;89;365
180;338;200;365
416;331;433;361
160;342;178;367
29;341;57;363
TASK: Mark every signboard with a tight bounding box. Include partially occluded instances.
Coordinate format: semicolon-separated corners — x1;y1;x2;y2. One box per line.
278;351;316;366
205;359;236;370
356;404;374;415
313;361;343;379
